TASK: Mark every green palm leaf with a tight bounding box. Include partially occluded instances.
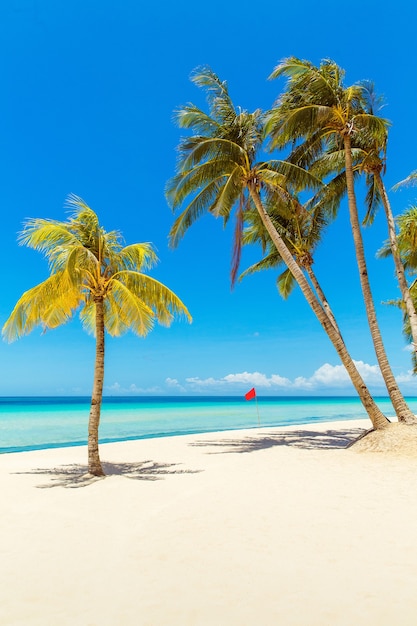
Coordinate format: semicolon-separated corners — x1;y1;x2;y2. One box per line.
169;177;227;247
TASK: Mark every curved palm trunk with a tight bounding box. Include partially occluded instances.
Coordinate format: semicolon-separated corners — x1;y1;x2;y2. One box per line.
305;265;340;332
344;135;416;424
88;296;106;476
249;184;389;430
375;172;417;349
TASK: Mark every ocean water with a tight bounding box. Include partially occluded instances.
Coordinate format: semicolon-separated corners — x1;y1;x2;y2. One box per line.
0;395;416;454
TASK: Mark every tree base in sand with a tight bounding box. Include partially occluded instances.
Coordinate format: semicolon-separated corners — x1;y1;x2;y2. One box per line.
349;422;417;457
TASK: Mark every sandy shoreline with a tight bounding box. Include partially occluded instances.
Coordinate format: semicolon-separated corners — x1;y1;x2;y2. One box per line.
1;418;417;625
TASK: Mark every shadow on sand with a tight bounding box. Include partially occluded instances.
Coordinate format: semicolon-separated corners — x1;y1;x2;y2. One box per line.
189;427;366;455
15;459;202;489
14;427;365;488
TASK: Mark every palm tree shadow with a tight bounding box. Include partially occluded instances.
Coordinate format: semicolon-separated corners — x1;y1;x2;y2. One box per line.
190;427;366;454
15;460;202;489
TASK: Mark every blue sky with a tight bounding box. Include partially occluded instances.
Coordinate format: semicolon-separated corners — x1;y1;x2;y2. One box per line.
1;0;417;397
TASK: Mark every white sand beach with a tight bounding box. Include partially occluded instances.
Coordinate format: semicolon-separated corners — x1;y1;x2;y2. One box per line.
1;418;417;626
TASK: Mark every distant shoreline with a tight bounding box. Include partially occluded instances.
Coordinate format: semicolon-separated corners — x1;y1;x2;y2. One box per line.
0;394;404;400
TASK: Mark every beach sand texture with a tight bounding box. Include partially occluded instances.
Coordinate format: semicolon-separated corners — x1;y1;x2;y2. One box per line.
1;419;417;625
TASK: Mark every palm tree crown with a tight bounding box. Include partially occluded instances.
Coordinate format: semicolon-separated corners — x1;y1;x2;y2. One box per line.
167;66;320;283
266;57;388;151
3;194;191;342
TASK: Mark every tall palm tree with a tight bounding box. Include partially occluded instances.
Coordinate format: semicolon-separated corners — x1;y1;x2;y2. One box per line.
350;82;417;352
2;195;192;475
302;119;417;351
167;66;389;430
267;57;416;424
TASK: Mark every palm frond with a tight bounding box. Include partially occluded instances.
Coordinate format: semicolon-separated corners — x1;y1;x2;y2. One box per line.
112;272;192;325
65;193;93;213
392;170;417;191
239;247;283;279
270;57;344;110
116;243;158;272
309;148;348;178
281;131;327;170
266;105;332;148
353;113;389;144
211;166;244;218
363;174;381;225
18;220;78;260
356;80;383;113
173;104;220;135
180;137;247;171
262;159;323;191
231;195;248;287
78;300;96;335
191;66;236;125
277;268;296;299
168;177;227;247
376;238;392;259
104;281;156;337
2;272;82;342
166;158;236;209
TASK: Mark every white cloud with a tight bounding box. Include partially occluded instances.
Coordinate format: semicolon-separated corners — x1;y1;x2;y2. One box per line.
105;382;163;394
292;376;314;390
185;372;291;389
396;370;415;383
291;361;384;390
223;371;290;386
185;376;220;387
353;361;385;383
179;360;397;393
107;382;122;392
108;361;416;395
165;377;186;391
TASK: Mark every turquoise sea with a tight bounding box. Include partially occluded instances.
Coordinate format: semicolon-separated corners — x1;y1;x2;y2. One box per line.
1;395;416;454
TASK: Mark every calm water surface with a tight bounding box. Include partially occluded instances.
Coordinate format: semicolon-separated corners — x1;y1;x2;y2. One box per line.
1;395;415;454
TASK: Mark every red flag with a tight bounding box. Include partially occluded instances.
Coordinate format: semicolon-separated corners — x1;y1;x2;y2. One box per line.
245;387;256;401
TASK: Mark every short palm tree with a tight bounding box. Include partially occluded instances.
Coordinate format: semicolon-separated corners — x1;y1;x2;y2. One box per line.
2;195;192;475
267;57;416;424
167;66;389;430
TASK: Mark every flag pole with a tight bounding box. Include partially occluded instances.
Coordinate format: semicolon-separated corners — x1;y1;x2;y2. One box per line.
255;395;260;427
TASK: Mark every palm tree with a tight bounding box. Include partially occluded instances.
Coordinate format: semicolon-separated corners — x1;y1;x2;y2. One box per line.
350;82;417;353
267;57;416;424
301;114;417;353
2;195;192;475
167;66;389;430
